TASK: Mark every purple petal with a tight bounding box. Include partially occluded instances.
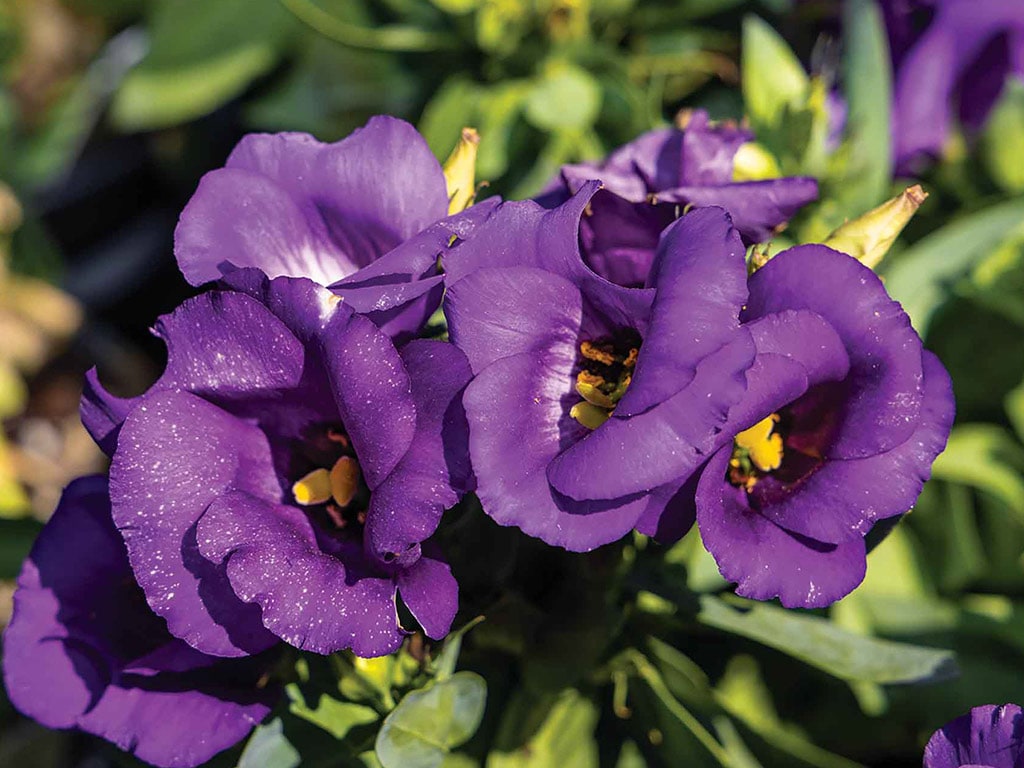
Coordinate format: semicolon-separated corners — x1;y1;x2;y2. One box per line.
615;206;748;417
679;110;754;185
327;312;417;489
175;165;355;286
327;200;501;342
221;272;420;490
175;117;448;287
109;390;280;657
696;447;867;608
752;351;954;544
892;4;1007;168
446;266;584;374
924;704;1024;768
78;682;271;768
463;350;647;551
744;245;925;459
364;340;473;564
718;310;850;437
634;474;700;544
197;491;404;656
3;477;276;768
397;549;459;640
443;183;601;287
657;178;819;243
745;310;850;387
547;331;755;502
576;190;674;287
81;291;306;454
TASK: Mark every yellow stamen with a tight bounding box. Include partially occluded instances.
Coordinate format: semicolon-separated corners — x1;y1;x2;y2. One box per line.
576;378;616;409
735;414;784;473
570;401;612;430
329;456;360;508
579;341;616;366
292;468;332;506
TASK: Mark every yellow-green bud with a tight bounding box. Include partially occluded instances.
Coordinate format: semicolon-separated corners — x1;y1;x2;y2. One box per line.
443;127;481;215
823;185;928;270
732;142;783;181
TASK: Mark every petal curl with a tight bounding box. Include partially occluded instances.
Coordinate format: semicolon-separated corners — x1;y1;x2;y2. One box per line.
696;448;867;608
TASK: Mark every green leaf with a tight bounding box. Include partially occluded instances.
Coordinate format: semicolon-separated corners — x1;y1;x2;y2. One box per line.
645;637;715;708
419;77;483;159
697;596;957;684
1006;381;1024;442
237;719;301;768
288;690;379;740
963;222;1024;326
837;0;892;212
882;197;1024;335
983;79;1024;193
486;689;599;768
111;0;295;129
741;15;808;130
525;61;602;133
375;672;487;768
930;425;1024;522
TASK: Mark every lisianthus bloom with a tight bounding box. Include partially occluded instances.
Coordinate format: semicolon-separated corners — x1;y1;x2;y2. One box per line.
885;0;1024;172
444;184;756;551
638;235;954;607
81;272;470;656
924;704;1024;768
3;476;277;768
174;115;493;341
537;110;818;286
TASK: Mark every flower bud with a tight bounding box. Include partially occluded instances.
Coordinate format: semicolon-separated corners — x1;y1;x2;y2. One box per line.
824;185;927;270
443;127;481;214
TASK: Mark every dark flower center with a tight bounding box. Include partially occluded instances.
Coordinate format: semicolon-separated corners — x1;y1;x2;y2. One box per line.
570;330;641;430
290;425;369;532
727;394;834;495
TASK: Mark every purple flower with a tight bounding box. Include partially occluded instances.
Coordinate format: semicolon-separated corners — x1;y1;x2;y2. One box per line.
537;110;818;287
886;0;1024;172
81;272;470;656
2;476;277;768
642;242;954;607
443;185;756;551
924;704;1024;768
174;115;494;341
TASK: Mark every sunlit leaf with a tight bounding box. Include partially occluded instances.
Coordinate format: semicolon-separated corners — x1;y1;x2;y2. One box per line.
486;689;599;768
983;79;1024;194
882;197;1024;335
237;719;301;768
376;672;486;768
930;425;1024;523
741;15;808;130
111;0;295;129
288;688;379;740
698;596;957;685
525;61;602;133
837;0;892;212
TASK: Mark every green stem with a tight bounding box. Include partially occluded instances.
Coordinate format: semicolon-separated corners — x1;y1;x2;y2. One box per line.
629;652;733;767
279;0;457;52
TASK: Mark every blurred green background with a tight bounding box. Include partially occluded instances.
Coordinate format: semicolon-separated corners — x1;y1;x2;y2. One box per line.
4;0;1024;766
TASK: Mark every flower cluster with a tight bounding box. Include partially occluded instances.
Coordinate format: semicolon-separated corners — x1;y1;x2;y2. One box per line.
886;0;1024;171
2;114;953;766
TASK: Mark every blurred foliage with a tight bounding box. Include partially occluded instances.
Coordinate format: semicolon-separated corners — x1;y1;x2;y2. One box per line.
4;0;1024;767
